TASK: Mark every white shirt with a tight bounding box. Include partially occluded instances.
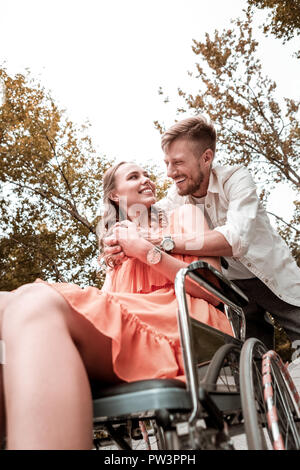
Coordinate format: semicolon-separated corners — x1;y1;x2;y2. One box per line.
157;164;300;306
189;195;255;280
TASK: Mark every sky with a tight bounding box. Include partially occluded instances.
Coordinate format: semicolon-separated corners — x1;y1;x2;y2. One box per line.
0;0;299;223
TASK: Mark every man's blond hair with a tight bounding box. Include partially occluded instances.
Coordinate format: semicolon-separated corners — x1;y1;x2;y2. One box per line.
161;115;217;157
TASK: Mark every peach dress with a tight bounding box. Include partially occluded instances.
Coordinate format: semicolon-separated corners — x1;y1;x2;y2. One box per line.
36;206;233;382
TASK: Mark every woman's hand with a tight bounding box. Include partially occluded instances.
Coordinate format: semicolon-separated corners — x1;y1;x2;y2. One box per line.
112;221;149;259
101;222;161;268
102;236;127;269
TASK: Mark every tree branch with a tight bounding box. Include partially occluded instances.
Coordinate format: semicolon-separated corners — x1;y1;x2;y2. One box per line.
267;211;300;235
10;235;66;282
6;178;94;233
43;132;77;206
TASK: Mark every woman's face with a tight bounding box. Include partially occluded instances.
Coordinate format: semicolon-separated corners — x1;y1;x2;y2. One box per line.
110;163;156;217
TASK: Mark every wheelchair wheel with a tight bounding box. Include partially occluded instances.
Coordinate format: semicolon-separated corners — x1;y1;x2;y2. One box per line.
203;343;241;392
239;338;269;449
150;420;167;450
261;350;300;449
240;338;300;450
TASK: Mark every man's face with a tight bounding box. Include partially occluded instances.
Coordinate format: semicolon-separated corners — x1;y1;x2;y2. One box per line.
164;138;211;197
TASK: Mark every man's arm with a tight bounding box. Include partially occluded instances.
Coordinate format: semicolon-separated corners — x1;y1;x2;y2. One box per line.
102;213;233;263
169;167;260;259
172;229;233;257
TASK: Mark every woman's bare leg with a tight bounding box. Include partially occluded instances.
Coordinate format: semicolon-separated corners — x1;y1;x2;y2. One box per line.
2;283;120;450
0;292;12;447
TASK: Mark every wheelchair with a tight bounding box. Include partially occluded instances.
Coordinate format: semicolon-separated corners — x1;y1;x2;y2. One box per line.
91;261;300;451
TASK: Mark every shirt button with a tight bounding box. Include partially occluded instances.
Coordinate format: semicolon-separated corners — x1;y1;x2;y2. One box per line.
265;279;268;283
247;263;251;267
206;204;211;208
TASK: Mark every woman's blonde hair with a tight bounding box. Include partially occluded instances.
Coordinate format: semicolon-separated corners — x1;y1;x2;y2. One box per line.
96;161;127;252
161;115;217;157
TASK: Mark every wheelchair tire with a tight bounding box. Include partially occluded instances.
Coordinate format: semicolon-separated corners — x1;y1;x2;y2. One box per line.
150;420;167;450
239;338;300;450
203;343;241;392
261;350;300;449
239;338;269;450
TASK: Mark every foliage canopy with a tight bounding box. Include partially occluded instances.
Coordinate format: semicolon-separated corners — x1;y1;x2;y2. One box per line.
248;0;300;56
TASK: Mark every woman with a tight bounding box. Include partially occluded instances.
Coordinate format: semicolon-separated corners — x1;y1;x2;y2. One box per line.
0;161;232;450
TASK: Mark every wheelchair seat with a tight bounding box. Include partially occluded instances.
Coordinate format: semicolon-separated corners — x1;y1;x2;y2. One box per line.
92;378;189;421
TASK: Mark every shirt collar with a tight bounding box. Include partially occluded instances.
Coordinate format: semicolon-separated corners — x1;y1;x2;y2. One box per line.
207;165;220;194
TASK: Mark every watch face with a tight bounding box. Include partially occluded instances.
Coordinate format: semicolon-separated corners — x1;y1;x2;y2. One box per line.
147;247;162;264
162;238;175;252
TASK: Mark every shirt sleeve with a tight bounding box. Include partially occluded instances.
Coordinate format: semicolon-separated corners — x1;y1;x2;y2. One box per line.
213;167;260;258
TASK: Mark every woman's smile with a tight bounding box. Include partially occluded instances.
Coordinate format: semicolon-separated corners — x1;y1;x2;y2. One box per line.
139;186;154;195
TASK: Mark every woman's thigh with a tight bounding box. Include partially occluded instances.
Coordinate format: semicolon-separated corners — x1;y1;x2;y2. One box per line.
4;283;122;385
65;302;123;384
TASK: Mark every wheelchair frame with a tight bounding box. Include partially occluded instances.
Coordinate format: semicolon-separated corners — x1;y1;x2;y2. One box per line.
92;261;300;451
173;261;247;448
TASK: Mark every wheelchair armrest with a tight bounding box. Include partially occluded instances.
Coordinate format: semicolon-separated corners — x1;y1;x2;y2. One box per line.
184;260;249;309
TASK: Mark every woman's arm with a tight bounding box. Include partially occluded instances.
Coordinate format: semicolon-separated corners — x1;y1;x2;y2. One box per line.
135;238;221;305
113;207;222;305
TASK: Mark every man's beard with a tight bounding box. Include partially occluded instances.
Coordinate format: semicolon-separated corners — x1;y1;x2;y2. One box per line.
176;169;205;196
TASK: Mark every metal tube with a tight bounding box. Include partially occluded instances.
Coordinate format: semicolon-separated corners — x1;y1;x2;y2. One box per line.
174;269;202;428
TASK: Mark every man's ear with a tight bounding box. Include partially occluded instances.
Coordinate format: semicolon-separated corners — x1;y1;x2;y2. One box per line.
204;149;214;164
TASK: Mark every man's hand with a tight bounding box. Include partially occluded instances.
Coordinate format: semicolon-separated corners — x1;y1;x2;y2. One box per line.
102;235;128;269
101;222;163;268
112;221;147;259
137;227;163;246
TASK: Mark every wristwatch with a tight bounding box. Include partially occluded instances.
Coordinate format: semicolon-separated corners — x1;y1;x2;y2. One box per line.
160;235;175;253
146;246;162;265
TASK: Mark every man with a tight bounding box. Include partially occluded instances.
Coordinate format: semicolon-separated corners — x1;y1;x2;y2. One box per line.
104;116;300;352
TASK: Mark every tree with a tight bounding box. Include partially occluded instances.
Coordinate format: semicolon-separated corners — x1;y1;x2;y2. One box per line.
0;67;113;289
0;67;170;290
155;9;300;264
248;0;300;54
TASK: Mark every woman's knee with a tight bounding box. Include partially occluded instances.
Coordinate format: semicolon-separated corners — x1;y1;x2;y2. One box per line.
2;284;70;336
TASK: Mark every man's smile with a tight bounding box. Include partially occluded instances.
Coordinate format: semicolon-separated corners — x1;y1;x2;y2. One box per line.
175;177;186;186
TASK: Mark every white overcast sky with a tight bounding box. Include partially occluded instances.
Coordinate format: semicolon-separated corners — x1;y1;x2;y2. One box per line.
0;0;299;222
